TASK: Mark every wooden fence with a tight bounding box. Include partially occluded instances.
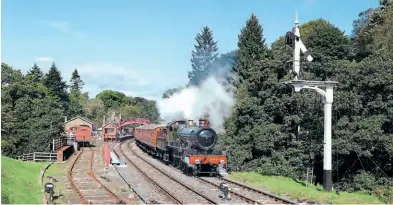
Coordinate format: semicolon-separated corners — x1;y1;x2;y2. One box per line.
52;136;67;151
19;152;58;162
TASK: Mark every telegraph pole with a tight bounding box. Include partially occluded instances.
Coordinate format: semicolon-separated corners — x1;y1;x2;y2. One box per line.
284;12;338;192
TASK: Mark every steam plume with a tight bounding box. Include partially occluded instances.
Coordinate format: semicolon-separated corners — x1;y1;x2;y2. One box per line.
156;76;235;133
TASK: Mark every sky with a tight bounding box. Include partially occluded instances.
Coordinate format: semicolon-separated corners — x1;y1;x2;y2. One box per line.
1;0;379;101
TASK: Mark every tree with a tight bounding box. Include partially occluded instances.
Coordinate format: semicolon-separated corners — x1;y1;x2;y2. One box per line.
223;14;270;168
116;105;142;119
83;98;106;127
352;2;393;60
1;65;64;157
188;26;219;86
1;63;23;85
69;69;84;94
43;63;69;112
68;93;84;118
96;90;127;110
26;63;44;83
68;69;85;118
233;14;268;85
299;19;351;62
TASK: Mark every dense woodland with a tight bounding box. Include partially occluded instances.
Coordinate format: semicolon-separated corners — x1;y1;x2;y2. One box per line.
1;63;160;157
163;0;393;201
1;0;392;202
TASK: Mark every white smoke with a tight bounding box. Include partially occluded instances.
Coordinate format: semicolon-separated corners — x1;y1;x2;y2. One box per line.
156;76;235;133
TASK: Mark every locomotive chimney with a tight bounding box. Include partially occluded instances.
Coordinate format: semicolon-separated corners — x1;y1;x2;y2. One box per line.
199;119;209;127
188;120;194;126
198;119;206;127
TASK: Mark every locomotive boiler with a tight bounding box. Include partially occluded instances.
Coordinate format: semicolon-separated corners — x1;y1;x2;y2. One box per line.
134;119;228;176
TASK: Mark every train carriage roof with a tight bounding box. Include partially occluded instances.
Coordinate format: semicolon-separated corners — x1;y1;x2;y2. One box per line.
135;124;166;130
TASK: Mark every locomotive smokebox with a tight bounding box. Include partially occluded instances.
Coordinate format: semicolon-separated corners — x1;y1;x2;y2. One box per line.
179;127;217;151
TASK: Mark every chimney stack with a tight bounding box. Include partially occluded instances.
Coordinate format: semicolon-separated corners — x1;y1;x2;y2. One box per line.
198;119;209;127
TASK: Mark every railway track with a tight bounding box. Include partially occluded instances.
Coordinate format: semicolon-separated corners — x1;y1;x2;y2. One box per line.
114;143;179;204
112;164;150;204
128;139;298;204
107;142;150;204
119;140;219;204
67;147;126;204
198;177;296;204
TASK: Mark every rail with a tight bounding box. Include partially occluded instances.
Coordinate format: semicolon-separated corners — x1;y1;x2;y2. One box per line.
123;140;218;204
19;152;58;162
118;141;183;204
68;147;126;204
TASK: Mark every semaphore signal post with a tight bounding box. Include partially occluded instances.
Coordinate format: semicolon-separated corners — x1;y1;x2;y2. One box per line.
284;12;338;192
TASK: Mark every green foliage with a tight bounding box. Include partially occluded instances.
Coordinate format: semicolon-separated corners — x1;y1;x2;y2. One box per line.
1;63;23;85
188;26;219;86
223;14;271;168
116;105;142;119
129;97;160;122
43;63;69;115
234;13;268;84
299;19;351;62
219;6;393;203
69;69;84;95
1;63;159;158
68;92;84;118
67;69;85;118
352;3;393;59
26;63;44;83
95;90;159;122
1;76;64;157
83;98;106;127
96;90;128;110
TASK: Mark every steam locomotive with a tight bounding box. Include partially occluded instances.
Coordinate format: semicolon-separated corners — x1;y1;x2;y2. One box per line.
134;119;228;176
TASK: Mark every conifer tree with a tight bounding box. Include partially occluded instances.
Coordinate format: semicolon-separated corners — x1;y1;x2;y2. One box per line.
44;63;69;111
188;26;219;86
223;14;269;170
234;13;268;84
68;69;84;118
70;69;84;94
26;63;44;82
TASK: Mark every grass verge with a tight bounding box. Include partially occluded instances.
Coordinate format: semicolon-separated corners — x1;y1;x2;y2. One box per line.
229;171;384;204
43;162;68;204
1;156;46;204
